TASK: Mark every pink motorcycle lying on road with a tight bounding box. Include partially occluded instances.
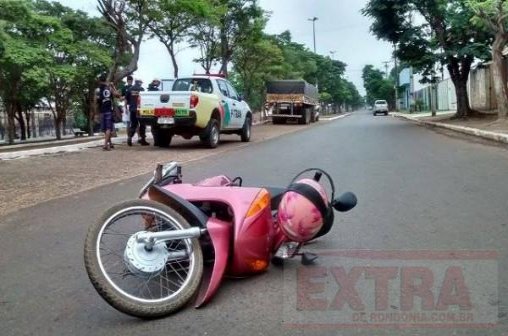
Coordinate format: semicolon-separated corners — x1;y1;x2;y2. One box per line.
84;162;357;318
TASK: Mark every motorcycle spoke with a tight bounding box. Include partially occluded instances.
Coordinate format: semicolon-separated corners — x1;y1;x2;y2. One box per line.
166;240;184;252
108;271;134;279
167;261;187;283
161;268;183;289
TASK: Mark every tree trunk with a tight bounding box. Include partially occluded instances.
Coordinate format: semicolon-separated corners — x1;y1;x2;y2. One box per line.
492;34;508;119
62;116;67;136
167;45;179;78
6;103;16;145
220;57;228;78
448;58;473;118
453;81;470;118
54;117;62;140
85;83;96;136
15;103;26;140
24;110;31;139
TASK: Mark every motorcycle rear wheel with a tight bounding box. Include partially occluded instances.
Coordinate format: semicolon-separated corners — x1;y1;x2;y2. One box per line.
84;199;203;318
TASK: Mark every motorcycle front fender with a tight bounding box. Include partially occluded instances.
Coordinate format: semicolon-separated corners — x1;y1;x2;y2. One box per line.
195;217;232;308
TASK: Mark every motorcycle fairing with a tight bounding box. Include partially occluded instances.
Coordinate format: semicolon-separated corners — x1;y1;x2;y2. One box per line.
147;185;208;228
162;184;274;276
195;217;231;308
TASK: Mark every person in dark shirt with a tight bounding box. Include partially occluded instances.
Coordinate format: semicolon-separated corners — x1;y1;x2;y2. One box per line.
126;79;149;146
97;73;120;151
122;75;133;116
147;79;161;92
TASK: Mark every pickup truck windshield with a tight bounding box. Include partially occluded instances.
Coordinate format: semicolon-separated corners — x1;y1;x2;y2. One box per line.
172;78;214;94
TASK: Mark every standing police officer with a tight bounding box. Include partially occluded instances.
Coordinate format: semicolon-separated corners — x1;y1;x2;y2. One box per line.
126;79;149;146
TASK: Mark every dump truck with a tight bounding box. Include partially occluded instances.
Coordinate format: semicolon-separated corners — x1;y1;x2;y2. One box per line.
265;80;319;124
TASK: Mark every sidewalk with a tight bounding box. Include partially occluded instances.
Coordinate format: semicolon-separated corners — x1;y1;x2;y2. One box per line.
392;112;508;144
0;134;104;152
0;117;272;161
394;110;456;118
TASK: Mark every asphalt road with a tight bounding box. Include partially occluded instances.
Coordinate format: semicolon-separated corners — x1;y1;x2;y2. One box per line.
1;110;508;336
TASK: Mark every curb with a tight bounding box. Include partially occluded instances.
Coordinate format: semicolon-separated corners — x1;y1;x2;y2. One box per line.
392;113;508;144
0;137;128;161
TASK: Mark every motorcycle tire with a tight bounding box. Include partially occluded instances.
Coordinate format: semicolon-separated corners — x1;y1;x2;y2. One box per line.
84;199;203;319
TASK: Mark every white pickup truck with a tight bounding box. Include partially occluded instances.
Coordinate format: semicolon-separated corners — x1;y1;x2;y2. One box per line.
138;75;252;148
373;100;389;116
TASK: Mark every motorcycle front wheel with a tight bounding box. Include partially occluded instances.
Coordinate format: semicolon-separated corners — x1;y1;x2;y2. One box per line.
84;199;203;318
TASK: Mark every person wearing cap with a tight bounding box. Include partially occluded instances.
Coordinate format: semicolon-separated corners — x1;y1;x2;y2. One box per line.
97;73;120;151
148;78;161;91
125;79;149;146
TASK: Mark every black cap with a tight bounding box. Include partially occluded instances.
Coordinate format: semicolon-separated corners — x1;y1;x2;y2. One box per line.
127;75;133;81
98;72;107;82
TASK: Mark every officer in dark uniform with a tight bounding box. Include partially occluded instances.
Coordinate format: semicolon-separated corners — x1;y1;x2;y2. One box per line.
125;79;149;146
122;75;133;103
148;78;161;92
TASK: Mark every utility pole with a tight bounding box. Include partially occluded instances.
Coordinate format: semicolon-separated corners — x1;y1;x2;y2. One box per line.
308;16;319;90
308;17;318;53
394;43;399;112
382;61;390;80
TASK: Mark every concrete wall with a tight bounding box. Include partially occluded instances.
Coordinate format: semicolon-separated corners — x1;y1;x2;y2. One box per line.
469;65;497;111
410;63;499;113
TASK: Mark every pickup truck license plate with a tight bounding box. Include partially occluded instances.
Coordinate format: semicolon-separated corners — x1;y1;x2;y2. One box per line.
157;117;175;125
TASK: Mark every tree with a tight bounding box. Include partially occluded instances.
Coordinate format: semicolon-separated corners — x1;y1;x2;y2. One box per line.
344;80;364;110
362;65;396;108
231;35;284;110
36;0;113;139
216;0;264;77
468;0;508;119
98;0;150;83
0;0;52;144
189;17;221;74
363;0;492;118
145;0;209;78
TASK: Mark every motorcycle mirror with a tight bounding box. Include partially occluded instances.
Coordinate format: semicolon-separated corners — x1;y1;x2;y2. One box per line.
332;192;357;212
153;164;163;184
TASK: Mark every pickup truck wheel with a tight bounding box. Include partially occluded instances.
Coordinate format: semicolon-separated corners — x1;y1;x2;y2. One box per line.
203;119;220;148
240;116;252;142
153;128;172;148
273;118;285;125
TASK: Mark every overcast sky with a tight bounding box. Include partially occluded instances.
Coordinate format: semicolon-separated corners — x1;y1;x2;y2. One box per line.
58;0;393;95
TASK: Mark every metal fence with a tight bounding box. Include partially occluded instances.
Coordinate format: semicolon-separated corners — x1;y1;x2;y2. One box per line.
0;111;75;143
